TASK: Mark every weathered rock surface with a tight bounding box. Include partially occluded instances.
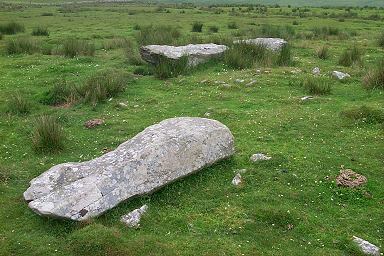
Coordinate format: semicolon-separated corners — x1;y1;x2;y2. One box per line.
352;236;380;256
232;173;242;186
250;153;271;162
336;167;367;188
24;117;234;221
121;204;148;228
312;67;321;76
140;44;227;67
234;38;288;51
332;71;350;80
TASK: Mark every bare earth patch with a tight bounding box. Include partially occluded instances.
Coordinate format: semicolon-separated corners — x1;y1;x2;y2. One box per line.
336;167;367;188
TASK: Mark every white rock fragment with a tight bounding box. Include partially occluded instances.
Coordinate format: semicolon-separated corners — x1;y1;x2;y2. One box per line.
235;79;245;83
232;173;242;186
312;67;321;76
121;204;148;228
301;96;314;101
352;236;381;256
246;80;257;86
250;153;271;162
332;71;350;80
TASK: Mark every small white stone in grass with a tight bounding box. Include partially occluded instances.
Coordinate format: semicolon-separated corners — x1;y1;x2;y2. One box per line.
250;153;271;162
246;80;257;86
301;96;314;101
332;71;350;80
204;112;211;117
235;79;245;83
352;236;380;256
232;173;242;186
121;204;148;228
118;102;128;108
312;67;321;76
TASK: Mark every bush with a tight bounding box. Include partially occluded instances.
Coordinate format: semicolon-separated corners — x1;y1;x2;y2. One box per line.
363;59;384;90
32;26;49;36
192;22;203;32
6;93;31;115
301;76;331;95
69;224;125;256
79;69;130;105
378;31;384;48
41;80;78;106
0;21;24;35
227;22;238;29
62;38;95;58
6;37;39;54
341;105;384;124
208;26;219;33
32;115;65;153
317;45;329;60
136;25;181;45
338;45;363;66
153;55;189;79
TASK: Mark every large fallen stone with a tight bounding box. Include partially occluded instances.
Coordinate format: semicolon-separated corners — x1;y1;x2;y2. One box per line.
352;236;380;256
140;44;227;67
24;117;234;221
234;38;288;51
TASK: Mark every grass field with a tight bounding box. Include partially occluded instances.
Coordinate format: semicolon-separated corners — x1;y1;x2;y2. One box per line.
0;2;383;256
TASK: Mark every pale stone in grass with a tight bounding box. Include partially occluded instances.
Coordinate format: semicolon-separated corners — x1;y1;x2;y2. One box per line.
24;117;234;221
332;71;350;80
140;44;227;67
312;67;321;76
84;119;104;129
352;236;380;256
121;204;148;228
301;96;314;101
232;173;242;186
250;153;271;162
234;38;288;51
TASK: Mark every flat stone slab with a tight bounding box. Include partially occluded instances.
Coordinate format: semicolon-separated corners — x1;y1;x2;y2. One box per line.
234;38;288;51
332;71;350;80
140;43;227;67
353;236;380;256
24;117;234;221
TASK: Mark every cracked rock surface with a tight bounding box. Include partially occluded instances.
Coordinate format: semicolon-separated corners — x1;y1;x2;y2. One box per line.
24;117;234;221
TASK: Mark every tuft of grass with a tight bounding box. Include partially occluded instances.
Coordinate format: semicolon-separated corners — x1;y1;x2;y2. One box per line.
227;22;238;29
40;80;78;106
153;55;189;79
259;24;296;39
61;38;95;58
68;224;125;256
363;59;384;90
0;33;2;40
133;66;153;76
124;40;145;65
338;45;363;66
102;37;130;50
341;105;384;124
312;26;341;39
6;93;31;115
191;22;203;32
32;115;65;153
0;165;11;184
224;43;269;69
0;21;24;35
31;26;49;36
208;25;219;33
317;45;329;60
136;25;181;45
79;69;130;105
277;44;291;66
6;37;39;54
301;76;331;95
378;31;384;48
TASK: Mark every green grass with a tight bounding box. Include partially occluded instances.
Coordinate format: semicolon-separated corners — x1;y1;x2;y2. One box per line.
0;2;383;256
32;115;66;153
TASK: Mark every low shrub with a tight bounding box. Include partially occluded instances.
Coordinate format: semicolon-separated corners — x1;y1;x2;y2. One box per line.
40;80;78;106
6;37;39;54
338;45;363;66
317;45;329;60
192;22;203;32
79;69;130;105
301;76;331;95
0;21;24;35
32;26;49;36
6;93;31;115
378;31;384;48
136;25;181;45
32;115;65;153
62;38;95;58
208;26;219;33
153;55;189;79
227;22;238;29
341;105;384;124
363;59;384;90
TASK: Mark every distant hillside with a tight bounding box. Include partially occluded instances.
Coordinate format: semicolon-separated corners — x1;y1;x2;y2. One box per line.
153;0;384;7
